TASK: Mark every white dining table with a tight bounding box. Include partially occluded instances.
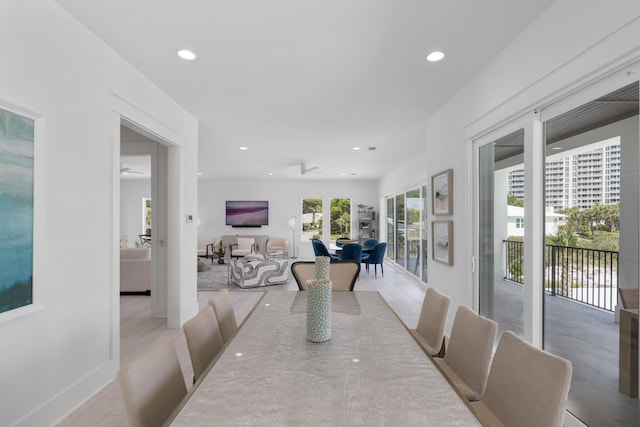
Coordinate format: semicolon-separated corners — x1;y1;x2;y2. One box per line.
167;291;480;426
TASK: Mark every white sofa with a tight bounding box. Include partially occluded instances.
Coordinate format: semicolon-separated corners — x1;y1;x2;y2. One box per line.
229;255;290;288
120;248;151;294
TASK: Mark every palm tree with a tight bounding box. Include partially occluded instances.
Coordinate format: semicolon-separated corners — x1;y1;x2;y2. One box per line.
548;225;578;297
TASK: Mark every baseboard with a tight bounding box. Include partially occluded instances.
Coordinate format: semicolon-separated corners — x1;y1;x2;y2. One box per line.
13;360;116;427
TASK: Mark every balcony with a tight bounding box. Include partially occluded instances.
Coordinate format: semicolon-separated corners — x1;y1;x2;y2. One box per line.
501;240;639;426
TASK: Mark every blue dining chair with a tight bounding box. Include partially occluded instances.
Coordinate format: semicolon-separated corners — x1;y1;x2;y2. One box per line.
364;242;387;277
362;238;378;252
340;243;363;262
311;239;340;261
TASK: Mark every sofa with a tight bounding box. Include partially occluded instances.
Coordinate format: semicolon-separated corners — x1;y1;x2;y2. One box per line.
120;247;151;294
229;254;290;288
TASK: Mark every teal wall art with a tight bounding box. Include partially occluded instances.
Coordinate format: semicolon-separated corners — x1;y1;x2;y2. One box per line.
0;107;34;314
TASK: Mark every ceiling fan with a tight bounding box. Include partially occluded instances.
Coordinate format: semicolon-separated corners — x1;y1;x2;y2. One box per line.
300;162;319;175
120;163;144;175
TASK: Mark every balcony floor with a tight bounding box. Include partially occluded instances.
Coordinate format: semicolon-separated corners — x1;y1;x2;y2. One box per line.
494;280;640;426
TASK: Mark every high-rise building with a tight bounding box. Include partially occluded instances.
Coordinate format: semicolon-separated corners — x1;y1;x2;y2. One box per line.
507;137;621;211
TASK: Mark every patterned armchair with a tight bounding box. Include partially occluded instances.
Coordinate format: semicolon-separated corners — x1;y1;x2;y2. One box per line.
229;255;290;288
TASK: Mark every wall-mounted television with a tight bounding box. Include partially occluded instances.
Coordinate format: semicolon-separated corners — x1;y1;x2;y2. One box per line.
225;200;269;227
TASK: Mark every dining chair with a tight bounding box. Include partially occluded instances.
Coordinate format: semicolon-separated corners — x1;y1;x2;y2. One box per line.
410;287;451;357
340;243;363;262
363;242;387;277
183;305;224;383
433;305;497;402
118;336;187;427
471;331;572;427
291;260;360;291
208;289;238;343
362;238;378;252
311;239;340;261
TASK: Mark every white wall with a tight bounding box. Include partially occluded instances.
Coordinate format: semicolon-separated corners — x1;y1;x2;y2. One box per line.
198;178;378;259
378;0;640;330
0;1;198;426
120;180;151;247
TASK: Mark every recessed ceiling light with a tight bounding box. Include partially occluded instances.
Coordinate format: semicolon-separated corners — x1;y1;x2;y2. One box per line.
239;146;248;151
268;172;274;176
426;51;445;62
352;147;361;151
196;172;203;176
177;49;197;61
340;173;347;176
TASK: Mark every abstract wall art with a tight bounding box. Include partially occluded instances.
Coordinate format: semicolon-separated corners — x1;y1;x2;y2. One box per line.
0;107;34;314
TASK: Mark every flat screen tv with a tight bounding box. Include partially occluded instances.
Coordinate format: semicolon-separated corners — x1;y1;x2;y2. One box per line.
225;200;269;227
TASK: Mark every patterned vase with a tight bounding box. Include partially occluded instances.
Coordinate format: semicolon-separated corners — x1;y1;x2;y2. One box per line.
306;279;332;342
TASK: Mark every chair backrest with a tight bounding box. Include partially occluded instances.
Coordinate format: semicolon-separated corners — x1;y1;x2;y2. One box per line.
443;305;497;401
340;243;362;262
363;238;378;250
118;336;187;427
474;331;572;427
237;237;255;251
311;239;331;257
367;242;387;264
208;289;238;343
267;237;288;251
618;288;639;309
291;261;360;291
183;305;224;382
415;288;451;356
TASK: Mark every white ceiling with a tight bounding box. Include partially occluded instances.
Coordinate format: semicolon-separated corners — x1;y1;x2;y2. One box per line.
56;0;555;180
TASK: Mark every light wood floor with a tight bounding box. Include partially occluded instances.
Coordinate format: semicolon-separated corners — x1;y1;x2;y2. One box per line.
57;262;426;426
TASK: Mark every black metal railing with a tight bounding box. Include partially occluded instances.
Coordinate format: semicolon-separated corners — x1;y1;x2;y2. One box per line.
503;240;618;311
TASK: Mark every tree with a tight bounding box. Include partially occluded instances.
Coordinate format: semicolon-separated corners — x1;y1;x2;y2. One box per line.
547;224;578;297
507;194;524;207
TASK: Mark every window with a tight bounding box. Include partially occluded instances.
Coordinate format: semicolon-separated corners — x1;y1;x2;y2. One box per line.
515;218;524;229
301;198;323;240
329;198;351;240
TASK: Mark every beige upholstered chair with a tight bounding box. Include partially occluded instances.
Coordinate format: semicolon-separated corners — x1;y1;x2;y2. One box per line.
291;260;360;291
410;288;451;357
266;237;288;257
618;288;639;309
471;331;573;427
118;336;187;427
231;237;255;258
433;305;497;401
208;289;238;343
183;305;224;382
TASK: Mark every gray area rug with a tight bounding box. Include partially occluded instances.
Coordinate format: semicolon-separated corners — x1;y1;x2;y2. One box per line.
197;260;293;292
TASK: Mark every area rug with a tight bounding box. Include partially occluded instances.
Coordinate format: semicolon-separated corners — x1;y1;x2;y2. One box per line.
197;261;294;292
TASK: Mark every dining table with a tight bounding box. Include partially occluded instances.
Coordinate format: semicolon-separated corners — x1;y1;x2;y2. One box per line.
166;291;480;426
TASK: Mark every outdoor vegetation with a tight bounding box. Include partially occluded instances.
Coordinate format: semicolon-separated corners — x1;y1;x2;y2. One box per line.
506;199;620;308
302;198;323;240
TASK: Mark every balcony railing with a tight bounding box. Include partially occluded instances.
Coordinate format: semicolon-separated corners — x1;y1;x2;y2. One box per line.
503;240;618;311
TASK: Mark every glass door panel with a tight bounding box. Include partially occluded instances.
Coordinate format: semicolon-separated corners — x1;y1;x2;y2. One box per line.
478;129;525;337
406;188;420;277
542;82;639;426
421;185;428;283
386;198;395;259
395;194;406;267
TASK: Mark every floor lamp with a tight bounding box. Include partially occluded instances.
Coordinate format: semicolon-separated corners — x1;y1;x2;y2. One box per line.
288;216;297;258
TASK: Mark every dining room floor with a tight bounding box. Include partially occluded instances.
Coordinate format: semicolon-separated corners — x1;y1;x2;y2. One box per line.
56;261;426;426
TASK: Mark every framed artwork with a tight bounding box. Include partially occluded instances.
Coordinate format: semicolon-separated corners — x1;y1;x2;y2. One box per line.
432;220;453;266
432;169;453;215
0;106;35;315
